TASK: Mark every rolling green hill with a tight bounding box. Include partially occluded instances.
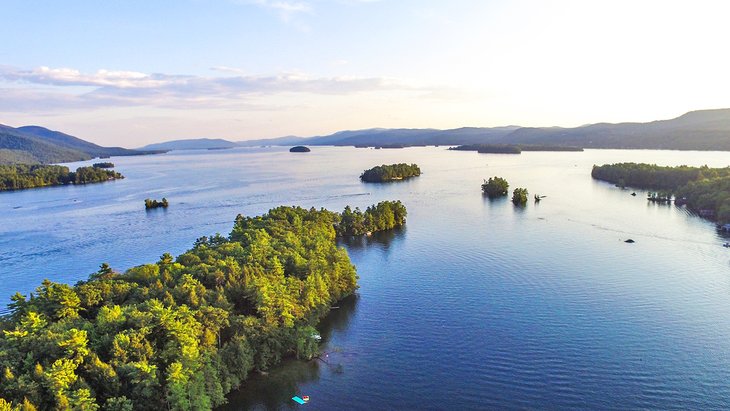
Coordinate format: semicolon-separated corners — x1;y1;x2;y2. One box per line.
17;126;143;158
0;125;90;164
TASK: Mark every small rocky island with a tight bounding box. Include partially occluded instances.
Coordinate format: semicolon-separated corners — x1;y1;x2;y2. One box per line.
290;146;311;152
360;163;421;183
145;198;169;209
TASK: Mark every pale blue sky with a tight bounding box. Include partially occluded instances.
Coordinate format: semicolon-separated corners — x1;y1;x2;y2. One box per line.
1;0;729;146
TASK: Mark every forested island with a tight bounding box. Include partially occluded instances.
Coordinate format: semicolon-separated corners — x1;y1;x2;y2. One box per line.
145;198;169;209
93;162;115;169
289;146;311;153
337;200;407;235
450;144;583;153
592;163;730;223
512;188;528;205
482;177;509;197
360;163;421;182
0;164;124;191
0;202;406;410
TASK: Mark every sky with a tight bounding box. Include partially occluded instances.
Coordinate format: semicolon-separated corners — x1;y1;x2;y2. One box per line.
1;0;730;147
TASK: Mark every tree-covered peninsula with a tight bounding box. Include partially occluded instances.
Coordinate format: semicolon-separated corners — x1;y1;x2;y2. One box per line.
0;202;407;410
450;144;583;153
0;165;124;191
360;163;421;182
592;163;730;223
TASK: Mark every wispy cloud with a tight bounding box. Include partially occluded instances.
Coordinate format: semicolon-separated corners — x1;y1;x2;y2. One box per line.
255;0;311;13
1;66;169;88
0;65;415;112
237;0;381;26
237;0;312;24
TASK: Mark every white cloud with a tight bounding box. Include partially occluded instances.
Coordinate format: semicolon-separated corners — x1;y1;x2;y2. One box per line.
0;66;161;88
0;65;421;112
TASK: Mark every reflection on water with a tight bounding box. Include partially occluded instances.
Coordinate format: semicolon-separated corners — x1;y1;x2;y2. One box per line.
337;227;406;251
221;295;359;411
221;360;320;411
318;294;359;339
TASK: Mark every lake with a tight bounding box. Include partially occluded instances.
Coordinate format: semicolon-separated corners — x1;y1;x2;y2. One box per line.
2;147;730;410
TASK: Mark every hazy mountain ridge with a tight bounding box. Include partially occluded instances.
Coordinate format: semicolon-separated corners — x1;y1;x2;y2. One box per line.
236;135;308;147
139;138;238;151
240;109;730;150
5;109;730;164
496;109;730;150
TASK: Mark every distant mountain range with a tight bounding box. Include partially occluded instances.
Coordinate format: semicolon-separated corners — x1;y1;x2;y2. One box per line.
229;108;730;151
139;138;238;151
236;135;308;147
5;109;730;164
0;124;159;165
500;109;730;150
293;126;522;147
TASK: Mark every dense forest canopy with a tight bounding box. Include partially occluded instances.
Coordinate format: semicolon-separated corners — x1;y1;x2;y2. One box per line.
0;202;406;410
592;163;730;223
0;165;124;191
360;163;421;183
92;163;115;169
482;177;510;198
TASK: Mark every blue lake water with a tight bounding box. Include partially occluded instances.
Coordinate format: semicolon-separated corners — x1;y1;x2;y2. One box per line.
2;147;730;409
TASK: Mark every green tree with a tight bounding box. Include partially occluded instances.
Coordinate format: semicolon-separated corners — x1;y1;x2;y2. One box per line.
481;177;509;197
0;203;409;409
512;188;528;205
